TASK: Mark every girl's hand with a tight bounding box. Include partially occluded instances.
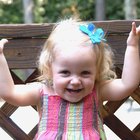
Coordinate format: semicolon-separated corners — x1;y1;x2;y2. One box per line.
0;39;8;53
127;22;140;47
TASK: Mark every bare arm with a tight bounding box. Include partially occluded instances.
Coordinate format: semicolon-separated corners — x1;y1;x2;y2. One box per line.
101;22;140;101
0;39;41;106
0;39;14;98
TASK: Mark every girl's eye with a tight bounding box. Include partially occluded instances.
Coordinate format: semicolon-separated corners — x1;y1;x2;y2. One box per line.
81;71;91;76
59;70;70;76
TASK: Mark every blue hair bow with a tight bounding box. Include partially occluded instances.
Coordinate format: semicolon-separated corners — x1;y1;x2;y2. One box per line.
79;23;106;44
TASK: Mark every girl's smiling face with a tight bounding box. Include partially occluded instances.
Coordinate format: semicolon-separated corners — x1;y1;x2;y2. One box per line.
51;44;97;103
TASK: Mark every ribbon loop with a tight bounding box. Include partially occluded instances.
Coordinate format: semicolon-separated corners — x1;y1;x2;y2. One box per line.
79;23;106;44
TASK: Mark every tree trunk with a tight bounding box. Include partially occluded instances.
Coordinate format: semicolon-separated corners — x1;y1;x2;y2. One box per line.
95;0;105;20
124;0;137;20
22;0;34;23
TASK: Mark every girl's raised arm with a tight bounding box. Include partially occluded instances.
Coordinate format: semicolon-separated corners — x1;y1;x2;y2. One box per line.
0;39;41;106
101;22;140;101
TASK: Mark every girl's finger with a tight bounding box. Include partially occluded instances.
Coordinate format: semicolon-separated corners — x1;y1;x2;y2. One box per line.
131;22;136;35
0;39;8;50
0;39;8;45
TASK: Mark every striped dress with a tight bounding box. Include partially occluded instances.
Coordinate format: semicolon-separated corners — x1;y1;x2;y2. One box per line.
35;88;106;140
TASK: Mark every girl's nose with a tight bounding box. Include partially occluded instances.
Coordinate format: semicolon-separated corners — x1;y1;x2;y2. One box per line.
70;76;81;85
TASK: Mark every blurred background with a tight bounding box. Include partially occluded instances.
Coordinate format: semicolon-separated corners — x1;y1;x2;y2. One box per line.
0;0;140;140
0;0;140;24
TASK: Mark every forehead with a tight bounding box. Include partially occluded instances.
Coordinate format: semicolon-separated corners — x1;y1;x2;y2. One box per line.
57;43;94;55
53;44;97;67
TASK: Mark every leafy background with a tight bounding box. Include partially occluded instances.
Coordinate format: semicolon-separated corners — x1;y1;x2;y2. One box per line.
0;0;140;24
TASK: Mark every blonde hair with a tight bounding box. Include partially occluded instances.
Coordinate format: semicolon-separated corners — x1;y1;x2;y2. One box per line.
38;18;116;86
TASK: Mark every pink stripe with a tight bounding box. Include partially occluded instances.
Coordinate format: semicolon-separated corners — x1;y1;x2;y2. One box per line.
37;131;58;140
83;130;100;140
82;93;94;139
47;96;60;131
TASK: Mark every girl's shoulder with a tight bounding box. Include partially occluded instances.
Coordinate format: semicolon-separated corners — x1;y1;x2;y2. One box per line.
33;81;54;96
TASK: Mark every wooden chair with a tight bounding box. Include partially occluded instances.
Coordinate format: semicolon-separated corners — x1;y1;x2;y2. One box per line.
0;20;140;140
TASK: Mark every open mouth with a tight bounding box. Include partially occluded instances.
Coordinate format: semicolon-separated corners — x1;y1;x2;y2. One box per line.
66;88;83;94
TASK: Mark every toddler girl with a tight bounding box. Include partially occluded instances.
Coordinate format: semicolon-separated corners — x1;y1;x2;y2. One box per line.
0;18;140;140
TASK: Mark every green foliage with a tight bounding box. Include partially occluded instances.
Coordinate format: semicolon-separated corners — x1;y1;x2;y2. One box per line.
106;0;125;20
0;0;23;23
136;0;140;18
34;0;95;23
1;0;140;24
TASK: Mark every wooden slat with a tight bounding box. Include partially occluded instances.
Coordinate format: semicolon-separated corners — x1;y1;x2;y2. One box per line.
1;20;140;38
104;97;128;114
131;87;140;105
107;35;127;65
0;109;32;140
2;35;132;69
104;113;139;140
0;23;54;38
133;123;140;138
28;125;38;139
4;38;46;68
92;20;140;34
1;103;18;117
1;20;140;69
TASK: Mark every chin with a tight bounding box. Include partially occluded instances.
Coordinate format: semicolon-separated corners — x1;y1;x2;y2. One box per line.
66;97;83;103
